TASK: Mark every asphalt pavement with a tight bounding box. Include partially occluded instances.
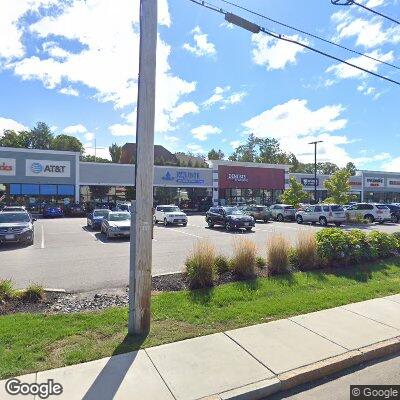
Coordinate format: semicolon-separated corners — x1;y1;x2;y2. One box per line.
1;215;399;292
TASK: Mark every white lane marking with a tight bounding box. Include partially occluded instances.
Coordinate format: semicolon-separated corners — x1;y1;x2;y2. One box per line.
172;230;203;239
41;224;45;249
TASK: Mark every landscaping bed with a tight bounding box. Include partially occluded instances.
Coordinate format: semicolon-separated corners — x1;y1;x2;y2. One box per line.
1;257;400;379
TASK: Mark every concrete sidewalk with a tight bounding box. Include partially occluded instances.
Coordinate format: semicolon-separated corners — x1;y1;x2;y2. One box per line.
1;294;400;400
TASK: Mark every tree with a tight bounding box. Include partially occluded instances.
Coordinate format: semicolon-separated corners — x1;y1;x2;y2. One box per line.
324;169;352;204
345;162;357;176
88;185;111;200
29;122;53;149
318;162;340;175
281;177;309;208
207;148;224;160
80;154;111;163
0;130;31;148
51;135;84;152
109;143;122;163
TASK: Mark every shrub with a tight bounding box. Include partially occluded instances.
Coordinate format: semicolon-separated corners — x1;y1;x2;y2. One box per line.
288;247;299;269
214;255;230;274
185;241;216;289
315;228;351;267
347;230;372;263
0;279;15;302
231;238;257;278
23;284;45;302
367;231;398;258
295;232;318;271
256;256;267;268
267;234;290;274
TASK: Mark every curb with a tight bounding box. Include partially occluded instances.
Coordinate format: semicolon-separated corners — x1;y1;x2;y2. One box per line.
44;288;67;293
200;336;400;400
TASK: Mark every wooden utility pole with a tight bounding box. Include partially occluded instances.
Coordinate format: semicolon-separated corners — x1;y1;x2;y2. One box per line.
128;0;157;335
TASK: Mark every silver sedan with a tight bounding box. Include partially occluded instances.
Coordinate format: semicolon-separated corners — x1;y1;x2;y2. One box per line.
100;211;131;239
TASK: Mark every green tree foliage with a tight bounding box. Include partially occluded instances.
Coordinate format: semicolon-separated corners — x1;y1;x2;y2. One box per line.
324;169;352;204
80;154;111;163
207;148;224;160
0;130;31;148
109;143;122;163
291;162;340;175
345;162;357;176
51;135;84;153
281;177;309;208
29;122;53;149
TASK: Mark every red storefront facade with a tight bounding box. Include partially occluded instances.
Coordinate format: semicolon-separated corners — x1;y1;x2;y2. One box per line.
213;162;289;206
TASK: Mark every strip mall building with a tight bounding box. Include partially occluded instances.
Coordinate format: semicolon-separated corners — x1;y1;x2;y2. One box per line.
1;147;400;212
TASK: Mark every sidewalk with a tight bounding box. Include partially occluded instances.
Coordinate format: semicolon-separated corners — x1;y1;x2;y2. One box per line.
1;294;400;400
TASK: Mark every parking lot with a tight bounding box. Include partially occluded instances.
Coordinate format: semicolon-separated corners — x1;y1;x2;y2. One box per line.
1;215;400;292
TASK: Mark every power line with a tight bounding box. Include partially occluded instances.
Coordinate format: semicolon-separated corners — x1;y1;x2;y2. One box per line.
187;0;400;86
219;0;400;71
331;0;400;25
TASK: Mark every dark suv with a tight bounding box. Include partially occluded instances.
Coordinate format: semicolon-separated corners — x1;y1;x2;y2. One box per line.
205;206;255;231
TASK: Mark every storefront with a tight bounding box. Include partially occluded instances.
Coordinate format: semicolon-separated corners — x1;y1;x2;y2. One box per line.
210;161;290;206
0;147;79;212
360;171;400;203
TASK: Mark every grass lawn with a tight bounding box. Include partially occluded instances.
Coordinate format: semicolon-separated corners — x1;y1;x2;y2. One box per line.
1;258;400;379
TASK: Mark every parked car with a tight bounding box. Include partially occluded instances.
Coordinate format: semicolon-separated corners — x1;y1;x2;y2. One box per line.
116;203;132;212
64;203;86;217
295;204;346;227
87;209;110;230
43;204;64;218
0;211;36;246
380;204;400;223
205;206;255;231
101;211;131;239
1;205;27;212
345;203;392;223
269;204;296;222
240;205;270;222
154;205;188;226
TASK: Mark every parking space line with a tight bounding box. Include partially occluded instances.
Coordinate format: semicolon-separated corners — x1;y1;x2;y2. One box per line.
172;230;203;239
40;224;45;249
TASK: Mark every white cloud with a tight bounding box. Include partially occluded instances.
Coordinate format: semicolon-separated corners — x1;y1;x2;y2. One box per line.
183;26;216;57
242;99;353;166
63;124;87;134
108;124;136;137
326;50;394;80
169;101;199;122
84;132;94;141
84;145;111;161
191;125;221;141
187;144;205;154
3;0;197;133
251;33;309;70
203;86;247;109
0;117;28;135
230;140;242;149
59;86;79;96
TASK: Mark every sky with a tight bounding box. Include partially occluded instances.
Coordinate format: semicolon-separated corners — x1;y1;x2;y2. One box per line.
0;0;399;170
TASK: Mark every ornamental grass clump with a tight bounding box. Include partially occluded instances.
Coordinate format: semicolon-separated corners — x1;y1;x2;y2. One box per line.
267;234;290;274
231;238;257;278
214;255;230;274
23;284;45;303
295;232;318;271
185;241;216;289
0;279;15;302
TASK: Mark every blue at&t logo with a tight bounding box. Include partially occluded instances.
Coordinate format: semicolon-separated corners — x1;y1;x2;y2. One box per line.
31;162;43;174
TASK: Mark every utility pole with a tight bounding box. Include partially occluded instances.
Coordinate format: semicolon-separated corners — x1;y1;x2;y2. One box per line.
309;141;323;204
128;0;157;335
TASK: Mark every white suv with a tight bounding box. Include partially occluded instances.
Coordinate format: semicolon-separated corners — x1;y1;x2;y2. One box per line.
154;205;188;226
345;203;391;224
296;204;346;227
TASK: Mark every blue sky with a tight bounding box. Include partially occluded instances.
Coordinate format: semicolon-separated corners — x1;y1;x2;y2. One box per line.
0;0;399;170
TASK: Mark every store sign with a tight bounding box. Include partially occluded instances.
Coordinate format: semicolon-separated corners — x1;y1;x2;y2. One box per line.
301;178;319;187
349;180;362;187
159;170;206;185
0;158;16;176
26;159;71;178
227;173;249;183
387;179;400;188
365;177;384;188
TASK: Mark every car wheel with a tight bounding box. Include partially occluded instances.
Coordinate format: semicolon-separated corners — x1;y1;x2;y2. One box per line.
264;218;269;223
296;215;303;224
207;219;214;228
319;217;328;227
225;222;231;231
246;227;252;232
277;214;284;222
164;218;168;227
334;222;342;227
365;214;375;223
391;214;398;223
183;222;187;227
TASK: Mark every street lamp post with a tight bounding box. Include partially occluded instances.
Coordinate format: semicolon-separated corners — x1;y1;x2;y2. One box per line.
308;141;323;204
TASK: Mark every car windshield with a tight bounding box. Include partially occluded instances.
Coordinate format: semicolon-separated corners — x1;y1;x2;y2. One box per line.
108;213;130;221
284;206;295;210
224;207;243;216
3;207;23;211
0;213;30;223
93;210;109;218
159;207;179;212
331;205;344;211
376;205;389;210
